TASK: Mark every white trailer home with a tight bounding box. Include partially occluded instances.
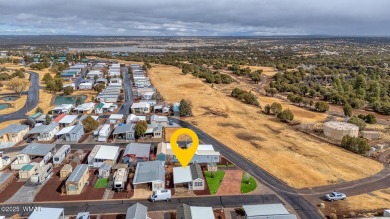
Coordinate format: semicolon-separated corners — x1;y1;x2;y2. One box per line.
88;145;120;168
30;163;53;184
98;124;111;142
53;145;71;165
113;168;128;191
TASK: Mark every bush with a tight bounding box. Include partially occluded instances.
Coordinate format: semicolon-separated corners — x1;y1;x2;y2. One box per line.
63;86;74;95
348;116;366;130
270;102;282;115
341;135;370;154
315;101;329;112
231;88;260;107
277;109;294;122
358;114;377;124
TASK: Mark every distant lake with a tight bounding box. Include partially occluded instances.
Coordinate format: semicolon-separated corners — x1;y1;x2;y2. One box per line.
68;46;166;53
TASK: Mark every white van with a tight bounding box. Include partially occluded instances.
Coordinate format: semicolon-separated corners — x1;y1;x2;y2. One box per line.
150;189;172;202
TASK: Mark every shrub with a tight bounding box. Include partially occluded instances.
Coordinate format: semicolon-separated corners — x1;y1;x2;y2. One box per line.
341;135;370;154
277;109;294;122
348;116;366;130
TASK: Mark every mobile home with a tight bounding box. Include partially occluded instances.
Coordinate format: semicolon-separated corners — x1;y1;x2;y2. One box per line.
53;145;71;165
66;164;89;195
30;163;53;184
98;124;111;142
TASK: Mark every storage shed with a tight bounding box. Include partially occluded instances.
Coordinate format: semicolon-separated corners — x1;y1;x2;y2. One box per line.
98;162;112;178
60;164;73;178
361;131;380;140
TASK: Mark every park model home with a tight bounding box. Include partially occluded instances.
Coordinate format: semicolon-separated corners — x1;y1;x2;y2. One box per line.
52;104;74;115
112;124;135;140
56;125;84;142
157;143;220;170
27;123;59;142
122;143;150;167
98;124;111;142
131;102;150;114
126;203;149;219
54;114;79;128
53;145;71;165
73;103;95;114
173;164;205;191
0;124;29;148
65;164;89;195
11;143;56;170
88;145;120;168
95;102;117;114
133;160;165;192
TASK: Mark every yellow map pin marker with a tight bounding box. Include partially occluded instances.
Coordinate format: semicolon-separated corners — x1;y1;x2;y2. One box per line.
170;128;199;168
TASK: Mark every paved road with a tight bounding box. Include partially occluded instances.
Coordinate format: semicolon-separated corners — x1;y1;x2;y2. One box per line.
0;194;281;217
74;67;89;88
170;118;323;219
0;72;39;123
117;66;133;115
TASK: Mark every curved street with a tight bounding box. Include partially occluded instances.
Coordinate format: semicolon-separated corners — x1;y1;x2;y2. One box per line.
0;71;39;123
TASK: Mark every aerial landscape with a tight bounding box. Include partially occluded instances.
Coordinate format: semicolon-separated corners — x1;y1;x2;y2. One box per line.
0;1;389;219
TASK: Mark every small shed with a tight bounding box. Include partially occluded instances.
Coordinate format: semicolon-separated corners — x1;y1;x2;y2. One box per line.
98;162;112;178
361;131;380;140
60;164;73;178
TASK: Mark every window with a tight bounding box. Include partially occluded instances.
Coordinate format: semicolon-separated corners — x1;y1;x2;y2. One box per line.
194;181;203;187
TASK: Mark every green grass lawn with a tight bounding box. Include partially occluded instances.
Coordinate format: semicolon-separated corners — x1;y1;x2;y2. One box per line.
94;178;109;188
205;171;225;194
241;173;257;193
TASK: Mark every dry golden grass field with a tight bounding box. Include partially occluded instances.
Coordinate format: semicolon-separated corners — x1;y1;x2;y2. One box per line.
148;64;383;189
343;188;390;211
239;65;278;76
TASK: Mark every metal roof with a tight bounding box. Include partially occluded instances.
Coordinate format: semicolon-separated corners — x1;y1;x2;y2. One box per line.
109;114;124;120
133;161;165;184
67;164;88;182
28;207;64;219
27;123;58;134
131;102;150;108
113;124;135;135
126;203;148;219
0;124;29;136
70;125;84;134
190;206;214;219
94;145;120;160
56;126;75;136
58;115;78;124
21;143;56;156
123;143;150;158
20;164;34;171
173;164;203;184
243;204;292;217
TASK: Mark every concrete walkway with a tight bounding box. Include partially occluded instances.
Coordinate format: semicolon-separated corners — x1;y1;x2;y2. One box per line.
217;170;242;195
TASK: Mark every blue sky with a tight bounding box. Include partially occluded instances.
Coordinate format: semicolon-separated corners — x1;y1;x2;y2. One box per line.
0;0;389;36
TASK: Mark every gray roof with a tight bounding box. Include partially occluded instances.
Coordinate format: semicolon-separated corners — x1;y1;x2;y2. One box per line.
243;204;294;217
126;203;148;219
190;164;204;180
20;143;56;156
113;124;135;135
176;204;192;219
70;125;84;134
99;162;112;171
133;161;165;184
0;124;28;136
67;164;88;183
27;123;58;134
123;143;150;158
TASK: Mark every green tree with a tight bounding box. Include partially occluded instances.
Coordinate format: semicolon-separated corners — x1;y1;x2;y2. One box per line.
7;78;29;97
270;102;283;115
35;107;44;114
251;71;262;84
343;103;353;117
41;73;53;84
314;101;330;112
348;116;367;131
277;109;294;122
75;97;83;106
94;83;106;93
82;115;99;133
341;135;370;154
264;104;271;114
45;114;52;125
179;99;192;117
135;121;147;139
63;86;74;95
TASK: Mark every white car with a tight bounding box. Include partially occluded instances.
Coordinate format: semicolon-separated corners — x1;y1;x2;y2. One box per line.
325;192;347;201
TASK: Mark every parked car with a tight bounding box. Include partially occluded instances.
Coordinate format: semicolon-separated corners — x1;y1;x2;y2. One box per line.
325;192;346;201
150;189;172;202
168;120;173;125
